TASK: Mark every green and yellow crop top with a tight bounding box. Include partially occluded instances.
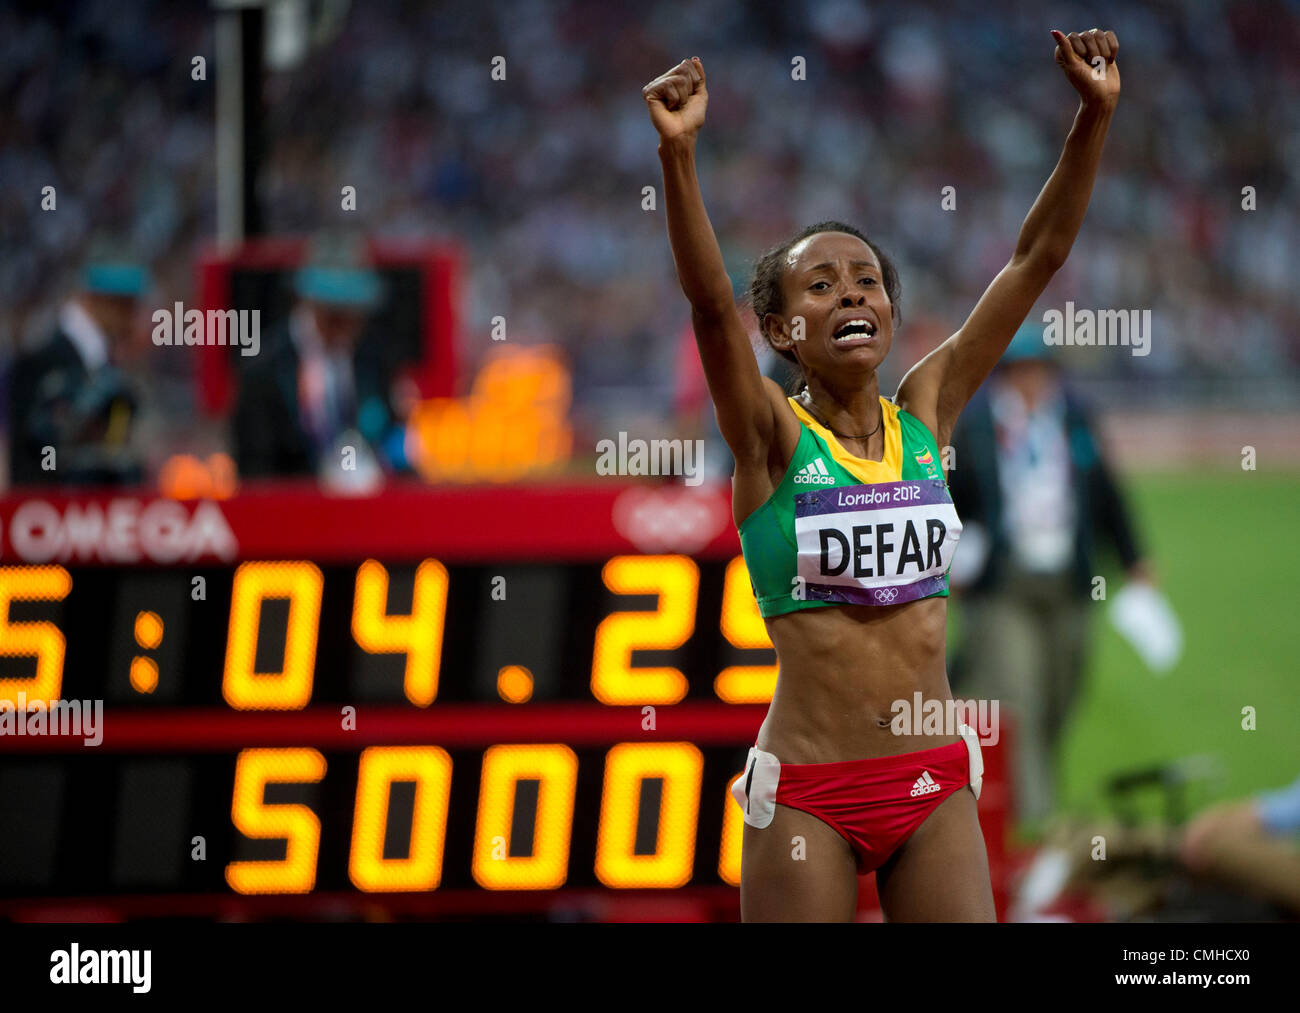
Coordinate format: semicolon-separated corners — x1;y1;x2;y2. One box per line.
737;396;963;617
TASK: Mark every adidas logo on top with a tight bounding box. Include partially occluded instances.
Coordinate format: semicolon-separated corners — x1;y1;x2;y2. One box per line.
793;457;835;485
910;771;942;797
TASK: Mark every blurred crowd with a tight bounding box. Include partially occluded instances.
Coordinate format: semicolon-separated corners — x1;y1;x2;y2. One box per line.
1;0;1298;487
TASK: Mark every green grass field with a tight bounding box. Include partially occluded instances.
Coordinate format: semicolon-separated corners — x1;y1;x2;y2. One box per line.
1042;470;1298;826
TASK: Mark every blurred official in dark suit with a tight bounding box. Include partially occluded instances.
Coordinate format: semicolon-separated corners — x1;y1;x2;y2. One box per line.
6;258;150;487
233;244;394;481
949;323;1153;829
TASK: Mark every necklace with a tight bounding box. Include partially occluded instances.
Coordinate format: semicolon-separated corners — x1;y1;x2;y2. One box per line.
800;388;883;442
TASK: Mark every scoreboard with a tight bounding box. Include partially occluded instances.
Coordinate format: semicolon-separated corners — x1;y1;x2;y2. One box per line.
0;481;1007;921
0;481;780;919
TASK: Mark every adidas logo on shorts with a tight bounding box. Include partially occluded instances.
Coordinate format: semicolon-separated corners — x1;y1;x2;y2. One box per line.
793;457;835;485
910;770;942;796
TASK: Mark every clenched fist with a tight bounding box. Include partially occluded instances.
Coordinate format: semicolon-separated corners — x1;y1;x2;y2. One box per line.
643;57;708;142
1051;28;1120;106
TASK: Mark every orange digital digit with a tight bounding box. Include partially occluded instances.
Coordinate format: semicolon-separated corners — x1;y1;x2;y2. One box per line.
590;555;698;705
348;746;453;892
222;561;323;710
594;742;703;888
225;748;327;895
714;556;777;704
0;566;72;707
472;744;578;891
351;559;449;707
718;771;745;886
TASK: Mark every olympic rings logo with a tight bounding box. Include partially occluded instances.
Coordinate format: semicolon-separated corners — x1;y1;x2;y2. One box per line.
612;487;729;554
873;587;900;603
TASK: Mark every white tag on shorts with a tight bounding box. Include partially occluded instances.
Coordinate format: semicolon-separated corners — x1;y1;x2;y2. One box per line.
731;747;781;829
959;723;983;801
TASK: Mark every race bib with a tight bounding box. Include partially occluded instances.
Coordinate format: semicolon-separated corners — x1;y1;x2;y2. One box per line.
794;480;962;606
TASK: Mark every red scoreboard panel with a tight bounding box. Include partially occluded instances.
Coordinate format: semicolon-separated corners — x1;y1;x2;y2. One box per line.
195;237;462;415
0;481;1007;922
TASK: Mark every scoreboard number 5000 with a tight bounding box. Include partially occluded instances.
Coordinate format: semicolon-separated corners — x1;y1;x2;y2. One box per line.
225;741;744;894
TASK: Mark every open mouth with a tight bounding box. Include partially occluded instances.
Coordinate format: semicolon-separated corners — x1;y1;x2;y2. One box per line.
832;319;877;342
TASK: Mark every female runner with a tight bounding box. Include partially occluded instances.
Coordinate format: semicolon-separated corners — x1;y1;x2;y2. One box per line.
643;29;1120;921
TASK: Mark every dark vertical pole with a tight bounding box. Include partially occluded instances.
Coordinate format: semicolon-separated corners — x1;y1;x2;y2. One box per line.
239;5;264;238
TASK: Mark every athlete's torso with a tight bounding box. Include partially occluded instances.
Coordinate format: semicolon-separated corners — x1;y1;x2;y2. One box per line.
738;396;962;617
734;395;964;763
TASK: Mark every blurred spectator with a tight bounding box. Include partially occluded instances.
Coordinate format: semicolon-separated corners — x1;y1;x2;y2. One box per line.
1179;773;1300;914
1;0;1297;470
949;323;1152;830
233;237;394;479
6;251;150;486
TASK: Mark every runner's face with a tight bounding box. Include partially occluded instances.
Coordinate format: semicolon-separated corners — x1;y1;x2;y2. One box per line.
770;232;893;381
